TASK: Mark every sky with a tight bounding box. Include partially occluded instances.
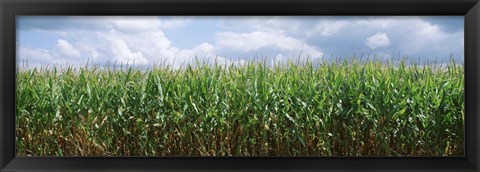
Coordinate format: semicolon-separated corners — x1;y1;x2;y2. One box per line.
16;16;464;68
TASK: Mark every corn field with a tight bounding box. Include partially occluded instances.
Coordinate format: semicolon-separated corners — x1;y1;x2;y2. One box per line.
16;57;464;156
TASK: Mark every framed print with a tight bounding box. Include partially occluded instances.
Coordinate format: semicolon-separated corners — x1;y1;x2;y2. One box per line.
1;0;479;171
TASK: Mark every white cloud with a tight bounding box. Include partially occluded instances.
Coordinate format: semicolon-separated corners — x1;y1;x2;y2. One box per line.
308;21;348;36
365;32;391;49
17;16;464;68
215;31;272;51
394;20;454;55
17;45;53;67
221;16;463;61
218;17;307;39
107;16;190;33
105;36;148;64
74;42;100;60
215;31;323;59
356;18;393;28
55;39;81;58
352;18;462;59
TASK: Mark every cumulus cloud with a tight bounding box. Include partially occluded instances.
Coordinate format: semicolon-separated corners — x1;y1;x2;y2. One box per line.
18;16;190;32
17;45;53;67
216;32;318;52
111;18;162;33
214;31;323;62
108;16;190;33
105;36;148;64
55;39;81;58
365;32;391;49
17;16;464;68
18;17;193;68
308;20;348;36
36;17;322;67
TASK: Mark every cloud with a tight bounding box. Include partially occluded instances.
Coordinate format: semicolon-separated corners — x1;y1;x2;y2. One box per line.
215;31;323;60
18;18;229;69
159;17;191;29
55;39;81;58
215;16;463;62
105;36;148;64
17;16;464;68
111;18;162;33
17;45;53;67
17;16;191;37
109;16;190;33
305;17;463;62
365;32;391;49
308;20;348;36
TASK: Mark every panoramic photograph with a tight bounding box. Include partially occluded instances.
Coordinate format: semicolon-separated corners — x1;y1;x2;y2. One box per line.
16;16;464;156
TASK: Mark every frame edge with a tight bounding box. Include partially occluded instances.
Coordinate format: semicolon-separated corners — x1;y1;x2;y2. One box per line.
465;1;480;170
1;0;480;172
1;1;17;171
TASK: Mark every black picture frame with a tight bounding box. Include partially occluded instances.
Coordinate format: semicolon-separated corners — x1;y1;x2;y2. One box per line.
1;0;479;171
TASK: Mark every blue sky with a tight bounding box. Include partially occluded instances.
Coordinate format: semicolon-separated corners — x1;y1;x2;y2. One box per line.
16;16;464;68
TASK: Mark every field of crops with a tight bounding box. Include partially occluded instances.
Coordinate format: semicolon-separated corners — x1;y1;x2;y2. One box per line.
16;57;464;156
